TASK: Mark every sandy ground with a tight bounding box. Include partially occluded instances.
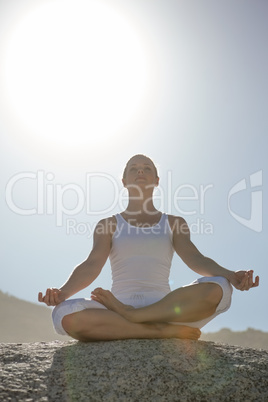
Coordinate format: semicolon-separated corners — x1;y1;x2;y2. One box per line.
1;339;268;401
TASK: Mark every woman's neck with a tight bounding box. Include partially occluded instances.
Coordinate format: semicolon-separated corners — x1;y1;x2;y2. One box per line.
124;200;159;216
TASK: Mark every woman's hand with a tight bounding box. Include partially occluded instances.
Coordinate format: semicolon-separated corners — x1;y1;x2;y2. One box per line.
228;270;259;291
38;288;66;306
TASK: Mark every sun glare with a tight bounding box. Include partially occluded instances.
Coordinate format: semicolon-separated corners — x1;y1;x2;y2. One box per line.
2;0;149;150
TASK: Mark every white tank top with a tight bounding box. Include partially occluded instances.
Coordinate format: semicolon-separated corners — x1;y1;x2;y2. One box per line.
110;213;174;299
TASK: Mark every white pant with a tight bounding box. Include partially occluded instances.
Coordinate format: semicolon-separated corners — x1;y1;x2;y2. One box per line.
52;276;233;336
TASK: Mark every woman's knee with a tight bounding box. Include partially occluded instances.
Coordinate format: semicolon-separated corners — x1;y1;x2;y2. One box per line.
62;310;100;340
62;311;86;334
201;283;223;308
209;283;223;305
62;313;77;334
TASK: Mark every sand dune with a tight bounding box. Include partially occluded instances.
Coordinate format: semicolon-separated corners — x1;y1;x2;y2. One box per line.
0;290;69;342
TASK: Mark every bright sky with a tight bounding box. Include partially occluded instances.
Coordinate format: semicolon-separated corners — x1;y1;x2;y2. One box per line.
1;0;267;332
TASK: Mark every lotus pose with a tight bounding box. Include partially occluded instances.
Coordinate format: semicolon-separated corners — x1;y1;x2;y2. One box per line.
38;154;259;342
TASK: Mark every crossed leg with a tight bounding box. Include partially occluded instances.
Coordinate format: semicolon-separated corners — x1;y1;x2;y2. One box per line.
61;309;201;341
59;281;225;342
91;282;223;324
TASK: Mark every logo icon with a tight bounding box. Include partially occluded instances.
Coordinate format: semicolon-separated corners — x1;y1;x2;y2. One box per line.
227;170;262;232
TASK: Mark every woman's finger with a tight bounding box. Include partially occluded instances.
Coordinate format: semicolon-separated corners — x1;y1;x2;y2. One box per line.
43;288;50;305
244;272;253;291
238;273;249;291
54;290;60;305
47;288;54;305
253;276;260;287
49;288;57;305
247;270;254;289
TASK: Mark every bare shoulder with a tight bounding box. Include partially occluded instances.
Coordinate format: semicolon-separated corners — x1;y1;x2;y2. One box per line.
88;217;117;261
91;216;117;254
94;216;117;238
167;215;190;236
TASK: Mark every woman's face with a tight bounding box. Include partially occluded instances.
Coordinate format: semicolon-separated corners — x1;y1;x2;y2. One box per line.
123;156;159;188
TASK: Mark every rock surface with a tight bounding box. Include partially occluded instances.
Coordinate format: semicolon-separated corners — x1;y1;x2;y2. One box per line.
1;339;268;401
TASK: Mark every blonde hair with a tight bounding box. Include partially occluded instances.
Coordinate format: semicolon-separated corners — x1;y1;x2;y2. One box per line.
122;154;158;179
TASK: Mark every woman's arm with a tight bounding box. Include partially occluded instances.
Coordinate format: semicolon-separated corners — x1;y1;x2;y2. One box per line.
169;216;259;290
38;218;114;306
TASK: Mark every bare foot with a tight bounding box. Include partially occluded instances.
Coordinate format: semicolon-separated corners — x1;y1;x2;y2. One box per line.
91;288;201;340
91;288;134;319
162;324;201;340
91;289;202;341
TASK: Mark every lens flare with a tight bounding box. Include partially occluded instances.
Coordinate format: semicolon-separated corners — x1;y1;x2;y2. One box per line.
174;306;181;315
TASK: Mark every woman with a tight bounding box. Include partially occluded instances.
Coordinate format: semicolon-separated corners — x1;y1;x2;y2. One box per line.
38;154;259;341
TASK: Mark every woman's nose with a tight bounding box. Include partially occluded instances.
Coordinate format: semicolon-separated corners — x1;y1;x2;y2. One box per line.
137;168;144;174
